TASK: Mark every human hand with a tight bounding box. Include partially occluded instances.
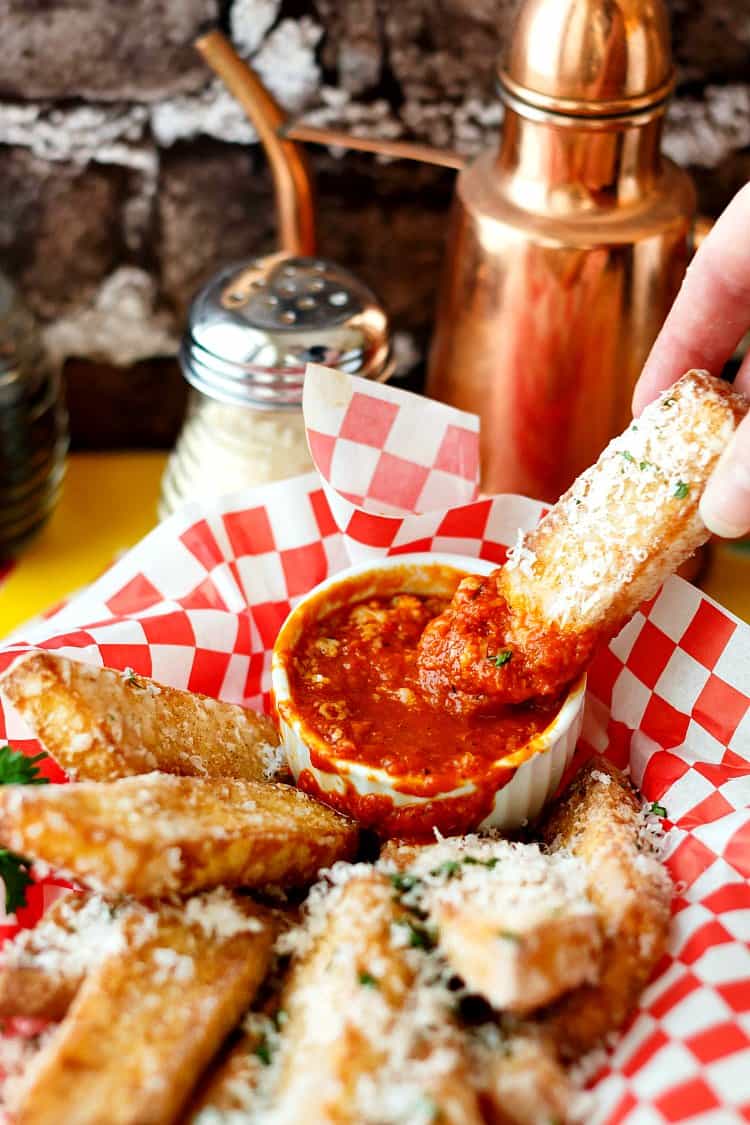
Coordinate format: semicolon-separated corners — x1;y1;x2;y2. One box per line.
633;183;750;538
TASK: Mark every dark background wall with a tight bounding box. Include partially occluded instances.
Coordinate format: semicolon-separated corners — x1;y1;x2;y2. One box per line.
1;0;749;448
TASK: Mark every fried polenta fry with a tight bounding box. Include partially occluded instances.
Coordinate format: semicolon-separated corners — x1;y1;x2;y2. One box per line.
10;890;275;1125
476;1031;579;1125
0;892;130;1021
184;1019;269;1122
0;651;282;783
380;835;601;1015
539;759;672;1058
418;370;749;711
0;774;359;897
267;869;483;1125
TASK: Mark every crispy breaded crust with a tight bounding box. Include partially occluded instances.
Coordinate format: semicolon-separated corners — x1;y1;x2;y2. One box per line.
539;759;672;1058
11;892;274;1125
380;835;602;1016
435;902;601;1016
478;1032;579;1125
184;1023;268;1121
0;651;281;783
503;371;748;635
0;892;129;1021
0;774;359;897
269;870;483;1124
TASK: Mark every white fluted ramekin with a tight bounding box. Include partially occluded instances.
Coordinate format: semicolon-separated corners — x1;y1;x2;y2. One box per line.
271;553;585;837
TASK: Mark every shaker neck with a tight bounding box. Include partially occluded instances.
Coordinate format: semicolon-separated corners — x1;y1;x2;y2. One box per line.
495;101;666;211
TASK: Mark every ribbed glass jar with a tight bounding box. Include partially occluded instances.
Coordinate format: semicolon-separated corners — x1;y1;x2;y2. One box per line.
0;276;68;558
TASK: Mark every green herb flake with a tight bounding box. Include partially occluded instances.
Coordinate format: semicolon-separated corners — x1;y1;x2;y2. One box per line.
619;450;636;464
650;802;668;818
358;970;379;988
0;849;34;915
497;930;521;943
396;919;436;951
389;872;420;894
674;481;690;499
272;1008;288;1029
0;745;49;786
430;860;461;880
123;668;143;687
639;460;655;471
489;649;513;668
254;1036;273;1066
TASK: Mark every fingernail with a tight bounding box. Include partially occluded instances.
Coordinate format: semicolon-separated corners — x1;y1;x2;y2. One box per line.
700;439;750;538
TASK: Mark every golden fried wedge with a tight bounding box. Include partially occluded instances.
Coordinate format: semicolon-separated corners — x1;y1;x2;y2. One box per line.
268;869;483;1125
539;759;672;1057
381;835;601;1015
478;1032;579;1125
418;370;749;710
0;774;359;897
185;1015;271;1122
11;890;274;1125
0;891;130;1020
0;651;282;783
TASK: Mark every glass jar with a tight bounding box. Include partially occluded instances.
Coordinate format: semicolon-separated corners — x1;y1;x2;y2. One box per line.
159;254;392;519
0;275;68;557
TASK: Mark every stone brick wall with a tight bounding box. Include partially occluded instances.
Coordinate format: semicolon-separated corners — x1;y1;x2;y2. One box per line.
1;0;748;447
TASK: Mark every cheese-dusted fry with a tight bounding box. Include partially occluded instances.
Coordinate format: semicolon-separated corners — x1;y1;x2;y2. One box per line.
10;890;274;1125
0;651;282;783
539;759;672;1058
185;1016;271;1123
0;892;129;1020
0;1026;58;1119
380;835;601;1015
267;869;483;1125
418;370;749;712
0;774;359;897
477;1032;579;1125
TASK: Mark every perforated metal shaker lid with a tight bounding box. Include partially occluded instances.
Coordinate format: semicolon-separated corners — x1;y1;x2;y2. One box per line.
180;253;393;409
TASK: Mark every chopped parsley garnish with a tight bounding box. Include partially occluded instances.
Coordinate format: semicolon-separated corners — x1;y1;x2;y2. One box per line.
254;1036;273;1066
123;668;142;687
389;872;420;894
619;450;636;464
430;860;461;880
497;930;520;943
650;802;667;818
489;649;513;668
674;480;690;499
396;919;436;950
0;745;49;786
0;850;34;915
639;460;655;471
462;855;498;870
358;970;379;988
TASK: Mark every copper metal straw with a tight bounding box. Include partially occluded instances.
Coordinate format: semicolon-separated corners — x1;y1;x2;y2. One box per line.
280;123;465;171
195;30;316;256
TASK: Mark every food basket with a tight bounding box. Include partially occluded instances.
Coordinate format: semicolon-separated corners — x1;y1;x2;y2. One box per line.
0;363;748;1122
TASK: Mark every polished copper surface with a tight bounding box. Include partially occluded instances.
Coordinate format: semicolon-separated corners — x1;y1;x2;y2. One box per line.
195;31;316;256
425;0;696;502
500;0;674;116
281;122;466;171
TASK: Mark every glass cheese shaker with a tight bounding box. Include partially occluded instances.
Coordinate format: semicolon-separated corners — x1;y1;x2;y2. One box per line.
0;274;68;558
159;254;393;519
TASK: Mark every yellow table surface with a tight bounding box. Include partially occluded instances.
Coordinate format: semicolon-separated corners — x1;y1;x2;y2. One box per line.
0;452;748;638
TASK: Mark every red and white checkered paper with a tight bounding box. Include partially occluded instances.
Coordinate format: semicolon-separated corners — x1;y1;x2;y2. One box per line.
1;363;749;1123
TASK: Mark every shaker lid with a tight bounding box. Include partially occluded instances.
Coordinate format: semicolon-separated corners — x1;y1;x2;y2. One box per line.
181;253;392;409
499;0;675;117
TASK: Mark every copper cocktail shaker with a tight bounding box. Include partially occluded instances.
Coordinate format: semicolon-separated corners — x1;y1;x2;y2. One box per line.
427;0;695;501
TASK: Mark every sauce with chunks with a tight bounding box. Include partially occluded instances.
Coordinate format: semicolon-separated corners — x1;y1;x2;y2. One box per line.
417;571;597;716
284;578;564;799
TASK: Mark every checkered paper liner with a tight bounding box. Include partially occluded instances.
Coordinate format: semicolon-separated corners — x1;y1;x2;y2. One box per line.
0;364;749;1123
